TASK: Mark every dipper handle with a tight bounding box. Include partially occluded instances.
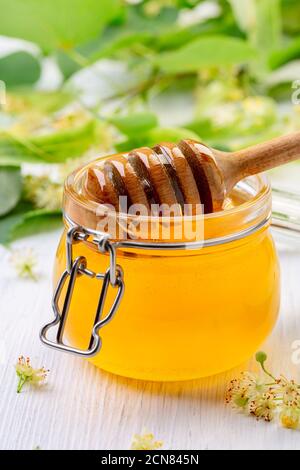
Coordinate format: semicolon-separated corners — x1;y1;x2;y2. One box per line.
218;132;300;192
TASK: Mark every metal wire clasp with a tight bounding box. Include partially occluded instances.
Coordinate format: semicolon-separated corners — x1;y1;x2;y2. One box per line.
40;226;125;357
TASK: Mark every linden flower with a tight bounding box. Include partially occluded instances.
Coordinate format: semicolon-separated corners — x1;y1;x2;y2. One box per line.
226;351;300;430
280;406;300;430
23;174;63;211
275;376;300;407
10;248;38;281
249;393;277;422
131;431;163;451
15;356;49;394
211;104;238;128
226;372;266;410
242;97;269;115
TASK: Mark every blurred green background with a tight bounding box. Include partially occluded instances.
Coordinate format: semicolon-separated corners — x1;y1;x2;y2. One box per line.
0;0;300;243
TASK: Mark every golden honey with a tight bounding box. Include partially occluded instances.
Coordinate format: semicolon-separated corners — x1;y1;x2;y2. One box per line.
50;162;280;381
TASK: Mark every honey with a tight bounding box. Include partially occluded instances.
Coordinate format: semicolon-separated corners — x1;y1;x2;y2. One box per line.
43;162;281;381
55;226;279;380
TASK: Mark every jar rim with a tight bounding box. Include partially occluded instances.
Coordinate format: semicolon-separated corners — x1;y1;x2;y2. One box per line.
63;164;272;245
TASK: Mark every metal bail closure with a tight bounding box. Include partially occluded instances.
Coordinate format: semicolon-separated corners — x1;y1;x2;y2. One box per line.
40;226;125;357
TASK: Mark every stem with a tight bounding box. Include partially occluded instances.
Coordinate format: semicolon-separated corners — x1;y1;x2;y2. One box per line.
99;73;162;104
261;363;276;382
17;376;27;394
63;48;89;68
99;71;196;105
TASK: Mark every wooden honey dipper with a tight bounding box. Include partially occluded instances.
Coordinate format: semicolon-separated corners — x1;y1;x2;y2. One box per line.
84;132;300;215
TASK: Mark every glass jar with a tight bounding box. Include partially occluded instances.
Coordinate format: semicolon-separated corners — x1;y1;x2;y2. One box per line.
41;159;280;381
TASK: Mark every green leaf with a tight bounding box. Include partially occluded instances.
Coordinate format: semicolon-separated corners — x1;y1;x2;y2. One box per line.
156;16;244;52
228;0;256;34
229;0;281;50
110;112;158;137
87;30;153;64
0;201;61;244
282;0;300;35
0;153;42;165
125;5;179;35
229;0;281;76
269;38;300;70
0;165;22;216
187;118;235;141
0;0;122;52
60;5;178;69
55;51;81;80
154;36;257;73
146;127;201;144
0;52;41;87
252;0;282;53
12;209;62;241
0;118;97;163
116;127;200;152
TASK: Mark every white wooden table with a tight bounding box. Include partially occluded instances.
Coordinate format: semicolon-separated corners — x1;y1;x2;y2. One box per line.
0;228;300;450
